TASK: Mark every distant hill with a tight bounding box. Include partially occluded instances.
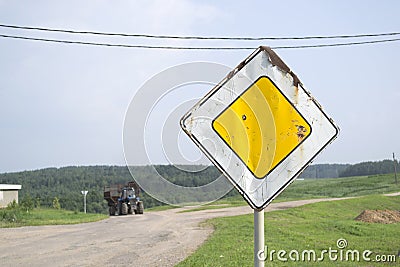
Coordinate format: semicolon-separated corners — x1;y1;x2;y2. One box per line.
338;159;399;177
300;159;398;178
299;164;349;178
0;159;397;213
0;165;230;214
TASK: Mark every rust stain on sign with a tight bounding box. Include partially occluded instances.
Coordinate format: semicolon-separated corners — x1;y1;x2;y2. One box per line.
260;46;301;87
226;46;302;87
295;125;308;142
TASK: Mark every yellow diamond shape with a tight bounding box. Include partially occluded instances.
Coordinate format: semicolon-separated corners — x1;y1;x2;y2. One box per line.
212;76;311;178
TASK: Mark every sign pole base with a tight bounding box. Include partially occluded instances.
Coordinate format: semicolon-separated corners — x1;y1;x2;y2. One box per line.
254;209;265;267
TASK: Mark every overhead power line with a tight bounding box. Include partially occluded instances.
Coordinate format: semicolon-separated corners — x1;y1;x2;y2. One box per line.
0;23;399;41
1;33;399;50
273;38;400;49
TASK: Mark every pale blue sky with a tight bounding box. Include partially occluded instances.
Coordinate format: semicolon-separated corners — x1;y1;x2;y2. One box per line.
0;0;399;173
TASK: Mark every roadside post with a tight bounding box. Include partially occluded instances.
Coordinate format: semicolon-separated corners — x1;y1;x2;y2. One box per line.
181;46;339;266
81;190;88;214
254;209;264;266
393;152;398;184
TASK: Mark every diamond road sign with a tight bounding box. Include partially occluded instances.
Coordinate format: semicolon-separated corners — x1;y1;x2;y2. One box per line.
180;46;339;210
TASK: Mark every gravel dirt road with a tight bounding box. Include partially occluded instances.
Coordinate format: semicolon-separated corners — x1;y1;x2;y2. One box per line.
0;197;351;267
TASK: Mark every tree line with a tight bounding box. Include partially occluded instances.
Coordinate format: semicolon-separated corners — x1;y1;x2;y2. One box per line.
0;165;231;214
0;160;397;214
338;159;399;177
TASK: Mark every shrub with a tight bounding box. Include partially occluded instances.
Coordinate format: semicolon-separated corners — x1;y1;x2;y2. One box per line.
52;197;61;210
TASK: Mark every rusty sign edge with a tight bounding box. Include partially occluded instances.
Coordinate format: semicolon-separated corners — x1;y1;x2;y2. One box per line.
180;46;339;210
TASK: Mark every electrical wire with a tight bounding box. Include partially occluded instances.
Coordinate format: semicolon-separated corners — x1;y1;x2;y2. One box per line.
0;23;399;41
272;38;400;49
0;33;399;50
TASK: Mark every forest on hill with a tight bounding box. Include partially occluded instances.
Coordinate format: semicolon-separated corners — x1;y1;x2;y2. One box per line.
298;163;349;178
338;160;398;177
0;165;230;214
0;159;398;214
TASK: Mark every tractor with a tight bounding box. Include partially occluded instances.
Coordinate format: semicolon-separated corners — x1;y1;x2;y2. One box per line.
104;181;144;215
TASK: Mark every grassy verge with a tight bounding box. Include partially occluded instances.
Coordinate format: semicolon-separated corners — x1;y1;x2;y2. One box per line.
180;174;400;213
177;195;400;266
146;204;176;212
179;196;246;213
278;174;400;200
0;207;107;228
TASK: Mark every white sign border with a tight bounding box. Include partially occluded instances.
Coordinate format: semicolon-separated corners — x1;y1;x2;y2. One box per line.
181;47;339;210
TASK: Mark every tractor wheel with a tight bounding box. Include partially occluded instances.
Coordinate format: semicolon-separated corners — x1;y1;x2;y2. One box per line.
128;205;133;215
137;202;144;214
121;203;128;215
117;203;122;215
109;205;116;216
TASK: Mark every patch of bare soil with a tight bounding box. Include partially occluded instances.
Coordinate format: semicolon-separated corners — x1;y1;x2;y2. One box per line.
355;210;400;224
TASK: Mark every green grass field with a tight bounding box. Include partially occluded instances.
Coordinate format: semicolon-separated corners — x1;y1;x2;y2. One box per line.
1;173;399;231
181;174;400;212
278;174;400;200
0;208;107;228
177;195;400;266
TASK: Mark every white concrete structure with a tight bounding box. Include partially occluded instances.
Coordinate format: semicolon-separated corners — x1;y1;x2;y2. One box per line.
0;184;22;208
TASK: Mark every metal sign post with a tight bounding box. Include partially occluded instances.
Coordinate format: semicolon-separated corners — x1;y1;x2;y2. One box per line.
81;190;88;214
254;209;264;267
393;152;398;184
